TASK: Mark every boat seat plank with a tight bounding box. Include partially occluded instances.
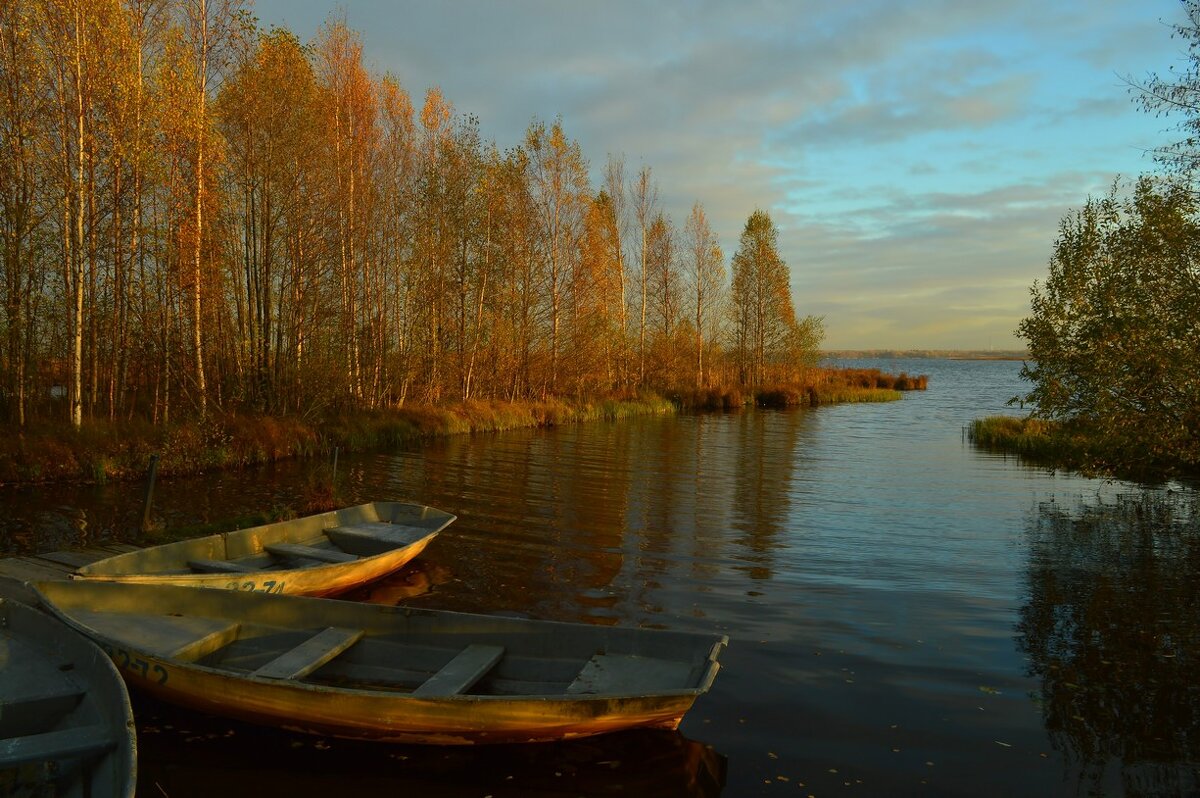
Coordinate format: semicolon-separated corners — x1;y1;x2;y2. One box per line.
264;543;358;564
187;558;258;574
330;521;412;534
412;644;505;697
0;688;83;737
253;627;364;681
324;521;433;557
325;522;427;542
168;621;241;662
566;653;694;695
71;610;241;662
0;724;115;768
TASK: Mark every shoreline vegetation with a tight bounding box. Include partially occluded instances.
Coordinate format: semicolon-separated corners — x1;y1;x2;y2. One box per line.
968;416;1199;482
0;367;925;487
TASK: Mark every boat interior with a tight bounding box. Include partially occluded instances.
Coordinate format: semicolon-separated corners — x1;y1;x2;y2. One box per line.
0;600;128;796
40;584;722;701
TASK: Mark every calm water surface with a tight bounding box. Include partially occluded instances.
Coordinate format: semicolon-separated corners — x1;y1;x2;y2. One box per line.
3;358;1198;797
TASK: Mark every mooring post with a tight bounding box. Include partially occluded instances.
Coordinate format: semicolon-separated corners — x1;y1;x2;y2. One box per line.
140;454;160;534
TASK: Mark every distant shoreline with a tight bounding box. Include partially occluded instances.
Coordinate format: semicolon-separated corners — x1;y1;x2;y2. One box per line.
823;350;1027;361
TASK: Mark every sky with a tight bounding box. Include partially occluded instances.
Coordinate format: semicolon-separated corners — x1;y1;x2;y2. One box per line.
252;0;1186;350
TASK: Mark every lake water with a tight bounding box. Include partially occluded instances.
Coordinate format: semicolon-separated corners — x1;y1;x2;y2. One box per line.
4;358;1198;796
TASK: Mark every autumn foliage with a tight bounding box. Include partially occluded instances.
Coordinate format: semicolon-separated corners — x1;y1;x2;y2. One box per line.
0;1;826;433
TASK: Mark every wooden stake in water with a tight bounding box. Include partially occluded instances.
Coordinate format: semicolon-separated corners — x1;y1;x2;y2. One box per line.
141;454;160;534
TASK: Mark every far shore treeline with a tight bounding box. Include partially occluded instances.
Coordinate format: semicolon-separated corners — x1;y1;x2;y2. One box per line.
0;0;927;486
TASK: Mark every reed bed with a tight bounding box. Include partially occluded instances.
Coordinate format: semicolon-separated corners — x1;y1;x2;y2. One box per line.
967;416;1096;470
673;367;924;411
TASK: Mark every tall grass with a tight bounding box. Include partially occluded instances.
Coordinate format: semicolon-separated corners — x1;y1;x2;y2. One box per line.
967;416;1099;471
969;415;1200;481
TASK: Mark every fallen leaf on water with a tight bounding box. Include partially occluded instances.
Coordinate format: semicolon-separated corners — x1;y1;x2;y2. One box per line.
995;741;1012;748
776;775;789;782
768;752;778;759
978;686;1000;695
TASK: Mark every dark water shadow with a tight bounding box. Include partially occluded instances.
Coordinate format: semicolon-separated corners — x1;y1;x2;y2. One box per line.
1018;490;1200;796
133;692;726;797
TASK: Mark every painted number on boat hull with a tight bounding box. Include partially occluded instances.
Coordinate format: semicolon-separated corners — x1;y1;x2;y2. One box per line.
100;642;169;685
224;580;286;594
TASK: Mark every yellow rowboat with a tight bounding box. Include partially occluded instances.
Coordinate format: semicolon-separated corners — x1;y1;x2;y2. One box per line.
1;598;136;798
73;502;455;597
34;581;727;746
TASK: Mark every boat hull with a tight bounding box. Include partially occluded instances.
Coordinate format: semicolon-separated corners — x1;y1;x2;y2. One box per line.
73;501;452;597
120;665;694;744
35;581;726;746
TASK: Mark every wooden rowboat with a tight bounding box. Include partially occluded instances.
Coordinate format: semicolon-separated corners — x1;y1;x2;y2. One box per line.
1;598;136;797
34;581;727;746
73;501;455;597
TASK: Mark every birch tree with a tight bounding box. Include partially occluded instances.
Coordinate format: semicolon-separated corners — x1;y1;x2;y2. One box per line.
683;201;724;388
524;117;588;395
179;0;244;417
629;165;657;384
0;0;50;425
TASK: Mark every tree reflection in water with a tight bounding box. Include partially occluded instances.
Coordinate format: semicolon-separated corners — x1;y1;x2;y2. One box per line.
1018;490;1200;795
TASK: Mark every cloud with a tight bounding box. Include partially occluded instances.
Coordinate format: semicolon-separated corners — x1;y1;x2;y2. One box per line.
251;0;1186;348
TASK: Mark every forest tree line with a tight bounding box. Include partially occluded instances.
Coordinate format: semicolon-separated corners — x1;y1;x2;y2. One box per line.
0;0;823;429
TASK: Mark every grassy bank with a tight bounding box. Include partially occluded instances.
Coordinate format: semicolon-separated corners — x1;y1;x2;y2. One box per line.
0;395;675;486
967;416;1199;480
0;367;927;487
967;416;1084;464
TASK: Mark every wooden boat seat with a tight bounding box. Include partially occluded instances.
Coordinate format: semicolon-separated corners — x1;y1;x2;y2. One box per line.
0;686;83;734
566;653;695;695
0;723;116;768
71;610;241;663
253;627;364;681
412;644;505;697
324;522;429;555
264;543;358;564
166;621;242;662
187;558;258;574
